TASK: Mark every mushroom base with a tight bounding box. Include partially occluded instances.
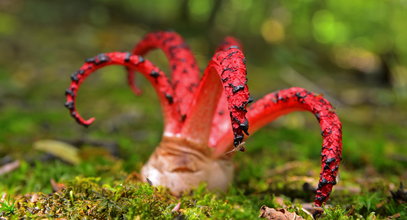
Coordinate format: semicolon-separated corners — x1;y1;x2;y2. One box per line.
141;137;234;195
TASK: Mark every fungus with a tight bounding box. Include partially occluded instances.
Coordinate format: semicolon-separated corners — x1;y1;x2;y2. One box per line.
65;31;342;207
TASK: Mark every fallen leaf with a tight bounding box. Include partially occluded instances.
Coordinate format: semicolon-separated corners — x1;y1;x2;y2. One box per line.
33;140;81;165
387;213;401;219
0;160;20;175
376;201;386;209
259;206;305;220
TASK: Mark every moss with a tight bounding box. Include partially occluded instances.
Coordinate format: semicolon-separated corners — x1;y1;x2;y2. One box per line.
2;169;405;219
0;199;16;216
1;126;406;219
5;177;282;219
11;177;175;219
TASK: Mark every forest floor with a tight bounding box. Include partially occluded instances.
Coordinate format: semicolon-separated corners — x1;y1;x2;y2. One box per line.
0;94;406;219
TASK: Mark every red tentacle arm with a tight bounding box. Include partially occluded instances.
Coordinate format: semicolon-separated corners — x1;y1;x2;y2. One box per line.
181;47;250;149
127;31;200;119
216;36;243;52
212;87;342;206
64;52;181;135
127;68;142;95
209;37;246;149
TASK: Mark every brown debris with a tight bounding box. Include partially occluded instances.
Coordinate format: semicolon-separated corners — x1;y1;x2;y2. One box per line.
274;197;286;207
30;193;39;203
390;183;406;204
301;203;324;218
50;179;66;192
125;172;142;182
259;206;305;220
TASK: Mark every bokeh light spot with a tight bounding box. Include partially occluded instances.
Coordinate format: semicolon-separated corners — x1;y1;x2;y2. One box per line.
0;12;18;35
313;10;348;44
261;18;285;44
189;0;213;22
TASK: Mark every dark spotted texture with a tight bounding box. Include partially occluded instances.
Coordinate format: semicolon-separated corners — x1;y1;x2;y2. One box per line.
246;87;342;206
209;37;245;148
128;32;200;119
180;45;249;148
65;52;181;133
212;48;250;147
216;37;242;52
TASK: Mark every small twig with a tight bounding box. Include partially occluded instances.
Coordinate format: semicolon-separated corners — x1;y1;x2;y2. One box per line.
171;202;181;212
146;177;153;186
224;142;246;155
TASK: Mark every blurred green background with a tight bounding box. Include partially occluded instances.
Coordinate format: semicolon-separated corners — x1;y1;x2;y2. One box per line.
0;0;406;193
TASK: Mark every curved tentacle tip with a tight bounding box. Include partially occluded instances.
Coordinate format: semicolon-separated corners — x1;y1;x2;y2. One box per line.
75;117;95;127
130;86;142;96
126;69;142;96
86;117;95;124
83;117;95;126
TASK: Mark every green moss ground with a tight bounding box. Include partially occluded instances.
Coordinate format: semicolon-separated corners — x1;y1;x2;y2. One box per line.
1;122;406;219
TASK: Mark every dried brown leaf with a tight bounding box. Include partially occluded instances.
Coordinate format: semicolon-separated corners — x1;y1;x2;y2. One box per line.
0;160;20;175
259;206;305;220
387;213;401;219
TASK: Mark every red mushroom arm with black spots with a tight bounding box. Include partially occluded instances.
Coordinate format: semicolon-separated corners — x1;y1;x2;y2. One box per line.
215;36;243;52
181;47;250;148
127;31;200;120
64;52;181;134
209;37;248;149
212;87;342;206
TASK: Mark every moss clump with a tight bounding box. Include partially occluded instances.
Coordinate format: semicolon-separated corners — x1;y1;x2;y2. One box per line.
12;177;176;219
8;177;276;219
0;199;16;216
